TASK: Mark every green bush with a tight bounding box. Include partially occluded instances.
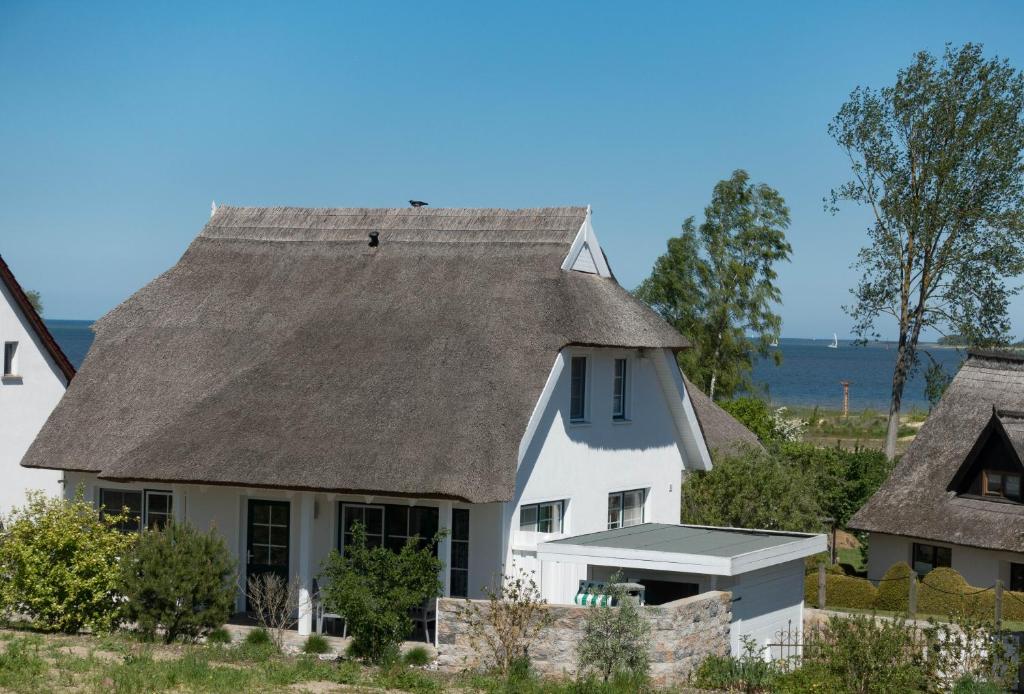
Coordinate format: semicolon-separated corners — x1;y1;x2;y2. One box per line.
691;636;777;692
402;645;432;667
720;397;777;442
206;627;232;645
302;634;330;655
320;522;443;664
576;573;651;683
874;562;916;612
244;628;272;646
120;522;237;643
803;571;878;609
919;567;987;618
0;491;135;633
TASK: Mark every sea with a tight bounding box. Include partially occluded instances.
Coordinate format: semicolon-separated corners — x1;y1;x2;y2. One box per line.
44;321;965;412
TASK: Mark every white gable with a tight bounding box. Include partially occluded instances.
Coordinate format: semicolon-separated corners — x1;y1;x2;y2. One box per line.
561;206;612;277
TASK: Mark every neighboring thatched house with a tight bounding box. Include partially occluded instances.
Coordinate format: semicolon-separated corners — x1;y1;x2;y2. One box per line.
0;254;75;515
850;350;1024;589
22;205;822;653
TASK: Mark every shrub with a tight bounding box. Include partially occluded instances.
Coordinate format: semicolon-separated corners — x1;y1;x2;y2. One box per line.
402;645;432;667
302;634;330;655
874;562;916;612
246;573;299;649
321;522;443;664
803;571;878;609
456;565;553;678
576;574;651;683
924;614;1016;691
244;628;272;646
120;522;237;643
691;636;777;692
918;567;986;617
0;491;135;633
720;397;777;442
206;627;232;645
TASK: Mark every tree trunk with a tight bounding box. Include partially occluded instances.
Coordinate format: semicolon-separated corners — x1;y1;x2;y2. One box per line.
885;334;912;459
708;371;717;400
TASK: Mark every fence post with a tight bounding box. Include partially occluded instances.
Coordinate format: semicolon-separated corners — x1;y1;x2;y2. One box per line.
908;575;917;619
995;580;1003;631
818;564;826;609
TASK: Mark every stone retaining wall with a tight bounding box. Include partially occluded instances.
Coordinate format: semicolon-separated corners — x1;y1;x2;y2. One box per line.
436;590;731;686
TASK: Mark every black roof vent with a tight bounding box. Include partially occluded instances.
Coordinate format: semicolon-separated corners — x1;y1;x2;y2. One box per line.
368;231;379;247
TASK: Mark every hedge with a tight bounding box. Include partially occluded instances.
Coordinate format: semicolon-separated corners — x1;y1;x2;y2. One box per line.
874;562;916;612
804;571;878;610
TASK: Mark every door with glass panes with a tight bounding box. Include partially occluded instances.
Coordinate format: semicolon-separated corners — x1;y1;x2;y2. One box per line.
246;500;290;609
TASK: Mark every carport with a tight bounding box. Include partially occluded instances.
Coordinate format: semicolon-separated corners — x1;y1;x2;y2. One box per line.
537;523;826;657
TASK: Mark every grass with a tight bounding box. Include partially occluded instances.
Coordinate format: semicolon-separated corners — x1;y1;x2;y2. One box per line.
837;547;867;574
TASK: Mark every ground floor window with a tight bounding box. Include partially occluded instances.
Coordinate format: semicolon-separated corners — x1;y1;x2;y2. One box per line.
912;542;951;577
1011;563;1024;592
340;504;384;549
450;508;470;598
519;500;564;533
607;489;645;529
340;503;439;555
99;488;172;532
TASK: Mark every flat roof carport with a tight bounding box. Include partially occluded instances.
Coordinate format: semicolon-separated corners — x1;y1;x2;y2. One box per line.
536;523;827;576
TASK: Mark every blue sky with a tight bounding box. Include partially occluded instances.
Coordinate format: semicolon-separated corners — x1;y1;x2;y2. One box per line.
1;1;1022;339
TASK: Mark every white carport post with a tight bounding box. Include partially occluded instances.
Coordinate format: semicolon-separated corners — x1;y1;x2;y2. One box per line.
297;492;315;636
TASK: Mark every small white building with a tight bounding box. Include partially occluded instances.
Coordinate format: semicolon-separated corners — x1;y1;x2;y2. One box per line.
851;350;1024;589
0;255;74;517
22;205;821;656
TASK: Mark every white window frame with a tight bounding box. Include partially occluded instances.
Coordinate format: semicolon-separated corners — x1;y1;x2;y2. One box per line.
99;487;172;532
607;488;646;530
569;355;589;423
143;490;174;530
612;358;629;421
519;500;565;534
2;341;18;378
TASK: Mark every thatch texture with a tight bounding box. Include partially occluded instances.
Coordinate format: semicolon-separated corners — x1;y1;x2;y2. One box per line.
22;207;688;503
849;351;1024;552
682;376;764;457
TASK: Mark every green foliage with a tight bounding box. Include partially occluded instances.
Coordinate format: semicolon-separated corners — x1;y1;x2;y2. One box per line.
719;397;776;442
691;636;776;692
302;634;330;655
206;627;232;645
120;522;237;643
680;448;824;532
320;521;443;664
243;628;272;647
636;169;792;400
371;663;442;692
829;43;1024;456
576;573;651;683
803;571;878;609
874;562;916;612
953;675;1008;693
922;350;959;409
0;490;135;633
918;567;987;617
0;636;47;692
23;290;42;315
402;645;432;667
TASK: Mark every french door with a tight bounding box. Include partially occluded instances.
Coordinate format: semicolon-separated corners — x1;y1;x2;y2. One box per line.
246;499;290;609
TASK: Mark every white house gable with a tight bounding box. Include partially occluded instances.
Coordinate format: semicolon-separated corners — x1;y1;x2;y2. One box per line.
561;207;612;278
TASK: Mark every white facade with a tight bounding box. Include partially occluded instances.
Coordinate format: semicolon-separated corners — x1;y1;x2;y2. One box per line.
0;279;67;517
867;531;1024;588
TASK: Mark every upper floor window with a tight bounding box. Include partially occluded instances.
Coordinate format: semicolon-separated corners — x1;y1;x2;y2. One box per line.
982;470;1022;501
912;542;951;578
519;500;564;533
570;356;587;422
608;489;645;529
3;342;17;377
612;358;628;420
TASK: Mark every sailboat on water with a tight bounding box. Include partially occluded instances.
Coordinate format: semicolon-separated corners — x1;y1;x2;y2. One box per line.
827;332;839;349
769;336;779;347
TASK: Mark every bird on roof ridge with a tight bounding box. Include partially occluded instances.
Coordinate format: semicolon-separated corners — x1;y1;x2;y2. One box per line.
409;200;428;208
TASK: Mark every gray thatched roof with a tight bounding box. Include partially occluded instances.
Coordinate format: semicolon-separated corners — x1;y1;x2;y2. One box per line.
849;351;1024;553
682;376;764;458
22;206;688;503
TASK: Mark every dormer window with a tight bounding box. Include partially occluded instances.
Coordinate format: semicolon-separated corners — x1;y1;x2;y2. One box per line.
983;470;1022;501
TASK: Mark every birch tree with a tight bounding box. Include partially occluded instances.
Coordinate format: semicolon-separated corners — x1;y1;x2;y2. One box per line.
829;43;1024;458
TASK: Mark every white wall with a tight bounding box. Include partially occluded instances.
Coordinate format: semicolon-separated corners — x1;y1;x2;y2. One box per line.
0;281;66;517
728;559;805;659
867;532;1024;588
506;347;696;602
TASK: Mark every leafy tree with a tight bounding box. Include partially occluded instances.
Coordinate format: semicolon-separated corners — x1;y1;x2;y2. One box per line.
681;449;823;532
636;170;792;399
922;350;959;410
320;522;443;664
719;397;777;442
0;490;134;633
576;572;651;684
24;290;42;315
828;43;1024;458
120;521;237;643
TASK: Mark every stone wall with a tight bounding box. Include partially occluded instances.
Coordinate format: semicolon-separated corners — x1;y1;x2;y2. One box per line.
436;590;731;686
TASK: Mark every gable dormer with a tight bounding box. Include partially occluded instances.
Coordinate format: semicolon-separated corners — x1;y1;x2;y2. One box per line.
948;408;1024;503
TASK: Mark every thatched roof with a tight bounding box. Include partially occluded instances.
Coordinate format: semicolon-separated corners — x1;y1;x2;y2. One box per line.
849;351;1024;553
22;206;689;503
0;254;75;382
682;376;764;457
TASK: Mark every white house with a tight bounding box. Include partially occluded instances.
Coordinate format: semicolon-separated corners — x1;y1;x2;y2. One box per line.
0;255;74;517
851;350;1024;589
22;206;822;655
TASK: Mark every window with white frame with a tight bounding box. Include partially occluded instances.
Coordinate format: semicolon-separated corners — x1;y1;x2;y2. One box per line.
519;500;564;533
3;342;17;377
99;488;172;533
570;356;587;422
340;503;384;550
144;490;173;530
607;489;645;529
612;358;628;420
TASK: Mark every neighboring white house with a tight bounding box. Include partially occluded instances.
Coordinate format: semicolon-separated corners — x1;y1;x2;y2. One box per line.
0;255;74;517
22;206;823;655
850;350;1024;590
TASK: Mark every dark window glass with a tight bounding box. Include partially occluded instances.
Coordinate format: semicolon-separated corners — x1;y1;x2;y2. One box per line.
450;508;470;598
100;489;142;533
608;489;645;529
912;542;952;577
341;505;384;550
570;356;587;421
144;491;173;530
519;501;563;533
613;358;627;419
2;342;15;376
1012;563;1024;592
